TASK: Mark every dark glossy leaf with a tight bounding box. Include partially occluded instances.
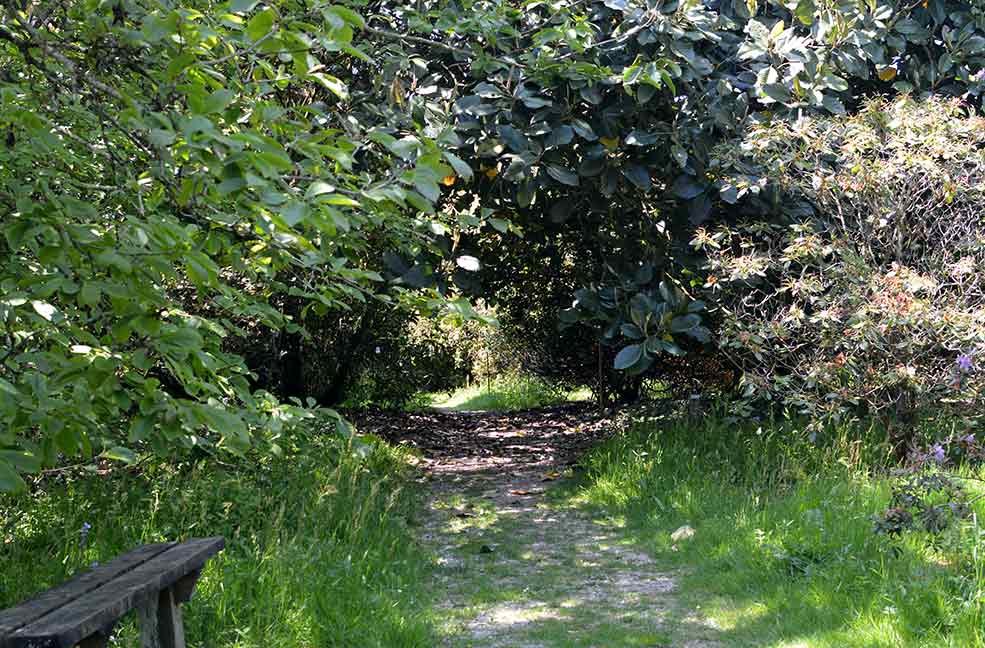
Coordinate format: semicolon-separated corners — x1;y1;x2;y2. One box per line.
613;343;644;370
688;194;712;225
672;175;704;199
498;125;529;152
547;164;580;186
545;125;574;149
670;314;701;332
622;165;652;191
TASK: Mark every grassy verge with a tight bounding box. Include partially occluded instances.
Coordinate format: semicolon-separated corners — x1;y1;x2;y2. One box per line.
0;427;434;647
419;374;592;412
569;415;985;647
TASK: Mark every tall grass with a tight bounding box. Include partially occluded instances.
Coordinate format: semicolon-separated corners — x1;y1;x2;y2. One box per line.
0;430;434;647
573;415;985;647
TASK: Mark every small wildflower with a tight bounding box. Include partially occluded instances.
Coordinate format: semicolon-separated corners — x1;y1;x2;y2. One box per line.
79;522;92;548
930;444;946;464
964;433;976;444
957;354;973;372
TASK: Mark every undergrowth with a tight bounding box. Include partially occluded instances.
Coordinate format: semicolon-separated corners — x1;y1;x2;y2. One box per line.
572;415;985;647
0;424;434;647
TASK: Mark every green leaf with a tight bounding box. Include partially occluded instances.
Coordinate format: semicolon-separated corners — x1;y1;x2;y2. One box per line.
444;152;474;181
31;300;57;321
246;8;276;42
498;125;529;153
546;164;579;186
671;175;704;199
794;0;815;24
662;340;686;356
671;314;701;332
307;181;336;198
545;125;574;149
0;461;26;493
570;119;597;141
822;74;849;92
200;89;235;114
0;450;41;473
0;378;19;397
281;201;308;226
622;165;652;191
325;5;366;28
103;446;137;464
229;0;259;13
310;73;349;100
821;94;846;114
672;145;688;168
613;343;644;370
761;83;793;103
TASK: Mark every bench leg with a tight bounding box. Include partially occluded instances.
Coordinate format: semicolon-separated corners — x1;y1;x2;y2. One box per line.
76;621;117;648
138;587;186;648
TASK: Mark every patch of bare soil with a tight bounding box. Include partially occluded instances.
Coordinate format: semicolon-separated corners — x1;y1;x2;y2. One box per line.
354;404;721;647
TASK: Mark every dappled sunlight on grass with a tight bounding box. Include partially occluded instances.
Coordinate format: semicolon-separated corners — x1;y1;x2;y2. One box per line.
566;416;985;647
420;376;592;412
0;433;435;647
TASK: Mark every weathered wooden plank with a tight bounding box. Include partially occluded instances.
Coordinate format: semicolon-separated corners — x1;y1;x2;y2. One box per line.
5;537;224;648
0;543;173;645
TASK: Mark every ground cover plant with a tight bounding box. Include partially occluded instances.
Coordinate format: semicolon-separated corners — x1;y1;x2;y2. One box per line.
0;423;434;647
572;413;985;646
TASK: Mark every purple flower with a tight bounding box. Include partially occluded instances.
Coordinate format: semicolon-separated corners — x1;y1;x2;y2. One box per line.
963;434;976;444
930;444;946;463
79;522;92;548
957;354;974;372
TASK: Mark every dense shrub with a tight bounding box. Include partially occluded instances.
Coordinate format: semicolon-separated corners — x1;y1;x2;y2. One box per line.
699;97;985;438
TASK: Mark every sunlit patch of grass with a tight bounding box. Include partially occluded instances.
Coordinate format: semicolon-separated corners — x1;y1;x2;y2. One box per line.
418;374;592;412
570;415;985;647
0;428;435;647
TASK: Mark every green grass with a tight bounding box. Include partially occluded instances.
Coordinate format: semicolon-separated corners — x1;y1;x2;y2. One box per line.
420;374;592;412
567;414;985;647
0;428;435;647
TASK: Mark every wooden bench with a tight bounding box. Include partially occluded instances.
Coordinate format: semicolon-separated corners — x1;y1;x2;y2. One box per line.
0;537;224;648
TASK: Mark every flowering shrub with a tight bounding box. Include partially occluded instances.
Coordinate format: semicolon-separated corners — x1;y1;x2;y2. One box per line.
873;470;971;537
698;98;985;441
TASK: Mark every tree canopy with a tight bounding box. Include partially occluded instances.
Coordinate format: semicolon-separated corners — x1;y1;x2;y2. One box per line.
2;0;984;489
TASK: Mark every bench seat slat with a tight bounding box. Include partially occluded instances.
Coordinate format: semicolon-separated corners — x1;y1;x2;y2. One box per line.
0;543;173;641
4;537;224;648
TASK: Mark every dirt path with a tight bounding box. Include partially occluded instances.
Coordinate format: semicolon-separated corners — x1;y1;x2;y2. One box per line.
357;405;721;647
